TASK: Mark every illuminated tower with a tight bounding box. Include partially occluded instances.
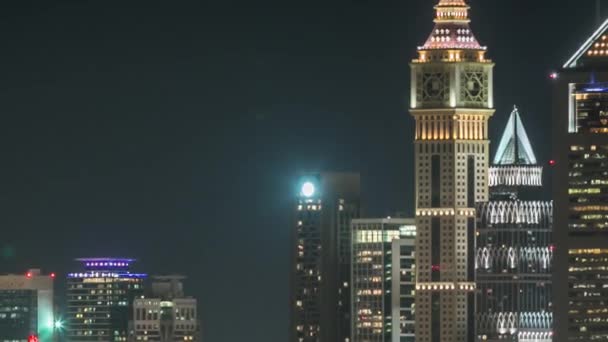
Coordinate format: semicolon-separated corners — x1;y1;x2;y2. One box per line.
410;0;494;341
290;172;360;342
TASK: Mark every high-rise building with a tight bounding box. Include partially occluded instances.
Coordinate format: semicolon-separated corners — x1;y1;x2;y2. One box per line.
391;230;417;342
553;18;608;342
409;0;494;340
0;269;55;342
350;218;416;342
290;172;360;342
66;258;146;342
130;276;199;342
476;107;553;341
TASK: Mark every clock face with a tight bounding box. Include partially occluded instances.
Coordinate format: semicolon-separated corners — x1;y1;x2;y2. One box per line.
467;79;481;97
462;70;488;104
421;72;448;102
426;77;441;97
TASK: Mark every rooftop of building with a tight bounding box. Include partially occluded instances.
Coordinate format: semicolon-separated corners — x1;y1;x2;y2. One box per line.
564;17;608;70
418;0;485;51
493;106;538;166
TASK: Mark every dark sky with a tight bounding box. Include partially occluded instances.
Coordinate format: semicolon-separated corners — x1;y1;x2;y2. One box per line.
0;0;599;340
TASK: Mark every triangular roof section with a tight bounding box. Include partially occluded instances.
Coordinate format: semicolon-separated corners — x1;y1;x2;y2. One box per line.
564;18;608;69
493;106;537;165
419;0;485;51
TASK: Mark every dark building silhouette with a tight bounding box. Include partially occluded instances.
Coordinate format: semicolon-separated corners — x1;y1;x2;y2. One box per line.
290;172;360;342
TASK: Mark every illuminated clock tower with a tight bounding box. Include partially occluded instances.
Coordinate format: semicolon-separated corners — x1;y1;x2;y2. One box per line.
410;0;494;341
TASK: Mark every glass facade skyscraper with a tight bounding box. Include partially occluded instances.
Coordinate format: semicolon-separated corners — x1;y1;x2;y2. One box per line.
66;258;146;342
476;107;553;341
553;18;608;341
350;218;416;342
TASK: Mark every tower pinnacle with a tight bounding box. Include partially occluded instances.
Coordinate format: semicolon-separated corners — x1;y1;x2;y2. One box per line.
493;106;538;165
418;0;485;51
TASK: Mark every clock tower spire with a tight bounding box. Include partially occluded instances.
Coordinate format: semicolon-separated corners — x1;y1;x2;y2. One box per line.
410;0;494;341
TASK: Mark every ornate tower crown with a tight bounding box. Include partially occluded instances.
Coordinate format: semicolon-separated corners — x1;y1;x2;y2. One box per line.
421;0;484;50
414;0;488;64
410;0;493;109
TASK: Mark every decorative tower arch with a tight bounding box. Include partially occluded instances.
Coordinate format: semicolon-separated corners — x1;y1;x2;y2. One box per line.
410;0;494;341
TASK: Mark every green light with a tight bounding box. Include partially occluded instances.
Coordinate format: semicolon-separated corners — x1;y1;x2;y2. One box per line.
54;319;64;330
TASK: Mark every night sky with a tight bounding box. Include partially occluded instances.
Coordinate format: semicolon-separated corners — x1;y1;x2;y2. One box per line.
0;0;599;340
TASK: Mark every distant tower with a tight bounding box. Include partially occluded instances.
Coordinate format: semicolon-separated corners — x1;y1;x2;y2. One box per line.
290;172;360;342
67;258;146;342
409;0;494;341
476;107;553;342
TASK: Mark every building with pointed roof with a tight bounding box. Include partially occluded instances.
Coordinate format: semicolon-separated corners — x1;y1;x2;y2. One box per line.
552;17;608;342
419;0;484;51
476;107;553;342
409;0;494;340
493;107;537;166
563;18;608;70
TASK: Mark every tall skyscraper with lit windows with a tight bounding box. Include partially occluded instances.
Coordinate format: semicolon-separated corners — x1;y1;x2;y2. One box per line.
553;18;608;342
66;258;146;342
350;217;416;342
409;0;494;340
290;172;360;342
476;107;553;341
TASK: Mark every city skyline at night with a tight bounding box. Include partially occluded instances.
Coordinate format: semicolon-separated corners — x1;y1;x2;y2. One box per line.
1;0;605;341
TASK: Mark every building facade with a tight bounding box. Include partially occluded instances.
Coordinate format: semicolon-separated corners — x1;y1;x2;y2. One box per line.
290;172;360;342
350;218;416;342
553;18;608;342
0;269;55;342
66;258;146;342
476;107;553;341
391;234;416;342
409;0;494;341
130;276;199;342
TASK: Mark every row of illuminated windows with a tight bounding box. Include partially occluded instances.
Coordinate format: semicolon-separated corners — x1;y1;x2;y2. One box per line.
570;223;608;230
571;145;608;152
0;313;25;319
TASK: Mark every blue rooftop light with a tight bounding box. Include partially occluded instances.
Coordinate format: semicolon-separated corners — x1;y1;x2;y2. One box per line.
77;257;137;271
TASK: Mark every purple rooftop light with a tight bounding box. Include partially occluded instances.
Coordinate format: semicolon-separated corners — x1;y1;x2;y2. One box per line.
76;258;136;270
